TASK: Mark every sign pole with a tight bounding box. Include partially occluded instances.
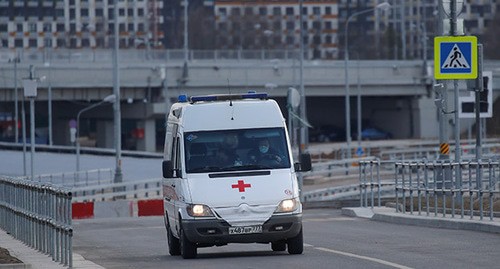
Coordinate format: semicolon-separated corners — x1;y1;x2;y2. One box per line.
475;44;483;161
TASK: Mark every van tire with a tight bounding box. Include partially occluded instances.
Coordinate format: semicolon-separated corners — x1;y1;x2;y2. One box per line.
271;241;286;251
180;224;197;259
287;228;303;255
167;220;180;256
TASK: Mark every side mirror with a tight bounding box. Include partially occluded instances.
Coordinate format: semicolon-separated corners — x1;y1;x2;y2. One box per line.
294;153;312;172
162;160;174;178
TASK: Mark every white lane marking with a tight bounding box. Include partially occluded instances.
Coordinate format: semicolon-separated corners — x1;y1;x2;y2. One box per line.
303;217;355;222
311;245;413;269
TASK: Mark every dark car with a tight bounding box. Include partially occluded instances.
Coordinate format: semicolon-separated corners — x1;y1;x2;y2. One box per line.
356;127;392;140
309;125;346;142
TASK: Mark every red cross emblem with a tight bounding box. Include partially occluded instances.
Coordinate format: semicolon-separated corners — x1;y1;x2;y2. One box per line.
231;180;251;192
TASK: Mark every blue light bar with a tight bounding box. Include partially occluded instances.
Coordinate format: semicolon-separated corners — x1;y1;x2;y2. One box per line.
178;94;188;102
189;92;268;103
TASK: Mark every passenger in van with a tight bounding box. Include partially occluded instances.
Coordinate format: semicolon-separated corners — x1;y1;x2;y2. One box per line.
215;133;243;167
247;138;282;165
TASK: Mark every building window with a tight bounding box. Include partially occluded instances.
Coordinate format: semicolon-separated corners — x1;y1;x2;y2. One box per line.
286;21;294;30
56;38;65;47
313;21;321;30
128;23;134;31
82;38;90;47
119;9;125;16
56;9;64;17
325;7;332;15
302;7;307;15
218;7;227;16
81;9;89;17
259;7;266;16
244;7;252;15
29;23;36;33
70;9;75;19
286;35;294;44
231;8;240;16
108;8;114;19
325;21;332;29
15;39;23;47
286;7;294;15
29;39;37;47
0;24;7;32
128;8;133;16
313;35;321;45
44;38;52;47
313;7;321;15
119;23;125;32
56;24;65;31
325;35;332;43
16;24;23;32
273;7;281;16
96;9;103;16
43;23;52;32
273;21;281;30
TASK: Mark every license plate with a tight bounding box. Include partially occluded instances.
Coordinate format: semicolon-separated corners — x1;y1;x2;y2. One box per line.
228;225;263;235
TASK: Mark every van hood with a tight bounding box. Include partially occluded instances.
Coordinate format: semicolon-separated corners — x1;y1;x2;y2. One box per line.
186;169;299;226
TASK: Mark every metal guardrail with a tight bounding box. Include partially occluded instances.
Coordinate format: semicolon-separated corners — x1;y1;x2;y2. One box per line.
19;168;113;187
0;48;301;64
0;176;73;267
72;178;162;202
358;158;500;222
395;160;500;221
304;156;376;182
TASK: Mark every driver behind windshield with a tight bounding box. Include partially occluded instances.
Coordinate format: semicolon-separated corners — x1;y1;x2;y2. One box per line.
247;138;282;165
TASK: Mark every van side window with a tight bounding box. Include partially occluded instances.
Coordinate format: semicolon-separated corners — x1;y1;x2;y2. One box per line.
172;136;182;177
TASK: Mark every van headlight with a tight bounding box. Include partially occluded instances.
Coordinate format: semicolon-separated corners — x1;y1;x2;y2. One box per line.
187;204;214;217
275;198;300;213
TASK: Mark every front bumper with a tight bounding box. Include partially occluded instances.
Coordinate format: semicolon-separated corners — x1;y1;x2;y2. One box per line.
182;214;302;246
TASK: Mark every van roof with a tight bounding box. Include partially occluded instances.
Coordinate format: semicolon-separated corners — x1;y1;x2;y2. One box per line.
170;93;285;132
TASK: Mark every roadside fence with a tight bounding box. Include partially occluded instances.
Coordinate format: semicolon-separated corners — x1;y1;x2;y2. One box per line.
20;168;113;187
395;160;500;220
358;158;500;221
0;176;73;267
72;178;162;202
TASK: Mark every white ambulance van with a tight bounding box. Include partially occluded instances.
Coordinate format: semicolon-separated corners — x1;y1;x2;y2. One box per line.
162;92;311;259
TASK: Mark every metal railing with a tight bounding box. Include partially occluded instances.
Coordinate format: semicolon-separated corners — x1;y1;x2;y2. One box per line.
395;160;500;220
19;168;113;187
359;159;396;208
0;48;301;64
72;178;162;202
0;176;73;267
304;156;376;183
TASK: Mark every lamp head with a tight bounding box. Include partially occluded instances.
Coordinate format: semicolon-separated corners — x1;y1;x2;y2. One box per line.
103;94;116;103
376;2;391;11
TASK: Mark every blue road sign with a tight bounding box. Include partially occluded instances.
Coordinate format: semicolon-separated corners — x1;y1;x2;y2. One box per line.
434;36;477;80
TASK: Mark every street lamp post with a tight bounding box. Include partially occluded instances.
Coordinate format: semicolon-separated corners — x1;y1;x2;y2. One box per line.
76;95;116;172
113;2;122;184
344;2;390;159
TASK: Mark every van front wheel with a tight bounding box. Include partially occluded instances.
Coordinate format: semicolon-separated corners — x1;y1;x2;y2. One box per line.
167;220;180;256
287;228;303;255
180;224;197;259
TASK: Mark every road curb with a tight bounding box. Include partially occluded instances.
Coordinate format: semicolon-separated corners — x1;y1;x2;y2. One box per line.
342;206;500;234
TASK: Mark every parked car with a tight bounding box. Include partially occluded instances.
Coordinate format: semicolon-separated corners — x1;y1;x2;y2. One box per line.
356;127;392;140
309;125;346;142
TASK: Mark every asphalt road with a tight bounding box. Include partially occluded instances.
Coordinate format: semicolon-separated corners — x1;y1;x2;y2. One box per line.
73;209;500;269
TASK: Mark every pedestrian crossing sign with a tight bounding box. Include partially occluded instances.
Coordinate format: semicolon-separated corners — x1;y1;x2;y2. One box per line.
434;36;477;80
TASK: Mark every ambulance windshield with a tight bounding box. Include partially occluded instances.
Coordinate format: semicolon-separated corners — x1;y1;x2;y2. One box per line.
184;128;291;173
